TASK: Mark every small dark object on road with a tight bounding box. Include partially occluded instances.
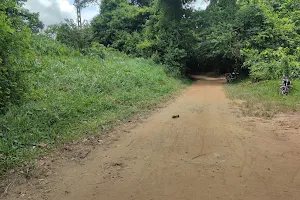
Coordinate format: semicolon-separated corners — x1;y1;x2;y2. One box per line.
172;115;180;119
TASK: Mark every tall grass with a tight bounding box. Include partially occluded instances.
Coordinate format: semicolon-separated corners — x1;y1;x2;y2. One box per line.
0;36;186;176
224;80;300;117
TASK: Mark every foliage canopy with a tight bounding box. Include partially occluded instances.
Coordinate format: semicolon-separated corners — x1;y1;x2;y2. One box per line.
88;0;300;79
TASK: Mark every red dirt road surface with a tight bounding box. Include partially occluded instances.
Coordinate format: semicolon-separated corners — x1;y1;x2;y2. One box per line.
4;76;300;200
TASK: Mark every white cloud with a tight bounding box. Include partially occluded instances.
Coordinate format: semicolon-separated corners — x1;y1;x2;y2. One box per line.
25;0;208;26
25;0;99;26
60;0;75;13
38;0;51;7
82;7;99;22
193;0;210;10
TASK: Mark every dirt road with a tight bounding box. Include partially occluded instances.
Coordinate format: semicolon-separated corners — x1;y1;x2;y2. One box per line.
4;76;300;200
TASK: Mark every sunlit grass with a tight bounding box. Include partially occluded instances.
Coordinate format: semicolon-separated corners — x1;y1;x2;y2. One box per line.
224;79;300;117
0;51;187;176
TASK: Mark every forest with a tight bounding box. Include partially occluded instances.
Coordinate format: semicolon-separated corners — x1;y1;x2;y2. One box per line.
0;0;299;175
43;0;300;78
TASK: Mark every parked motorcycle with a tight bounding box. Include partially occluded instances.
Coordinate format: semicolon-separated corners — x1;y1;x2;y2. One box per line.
278;84;292;95
225;72;239;83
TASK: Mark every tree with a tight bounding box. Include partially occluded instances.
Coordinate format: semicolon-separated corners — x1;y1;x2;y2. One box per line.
91;0;152;53
240;0;300;80
88;0;299;78
45;19;93;51
129;0;152;6
0;0;34;113
3;0;44;33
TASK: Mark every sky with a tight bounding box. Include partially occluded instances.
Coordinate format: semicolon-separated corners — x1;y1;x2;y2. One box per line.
25;0;99;26
192;0;210;10
25;0;209;26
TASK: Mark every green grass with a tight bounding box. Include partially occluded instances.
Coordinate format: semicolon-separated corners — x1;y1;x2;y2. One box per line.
224;79;300;117
0;50;187;176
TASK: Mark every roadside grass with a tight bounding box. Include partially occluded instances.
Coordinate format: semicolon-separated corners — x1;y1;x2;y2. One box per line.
0;50;187;177
224;79;300;117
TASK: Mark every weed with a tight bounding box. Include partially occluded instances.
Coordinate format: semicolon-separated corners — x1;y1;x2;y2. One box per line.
0;41;187;176
224;79;300;117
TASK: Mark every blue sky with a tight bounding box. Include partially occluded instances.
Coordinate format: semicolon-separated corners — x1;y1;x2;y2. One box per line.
25;0;209;26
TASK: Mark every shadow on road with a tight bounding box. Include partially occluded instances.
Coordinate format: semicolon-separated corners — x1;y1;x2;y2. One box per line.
187;75;226;85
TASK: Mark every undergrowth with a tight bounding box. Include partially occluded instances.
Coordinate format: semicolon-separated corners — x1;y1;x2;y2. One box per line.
224;80;300;118
0;36;187;177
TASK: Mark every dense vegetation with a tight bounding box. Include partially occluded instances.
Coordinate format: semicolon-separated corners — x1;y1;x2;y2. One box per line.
0;0;43;114
0;0;299;175
0;35;183;174
50;0;299;79
43;0;300;79
0;0;184;175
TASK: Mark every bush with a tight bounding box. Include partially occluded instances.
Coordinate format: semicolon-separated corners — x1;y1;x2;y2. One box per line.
31;35;79;57
0;36;184;175
242;47;300;81
84;42;106;59
0;5;32;114
240;1;300;81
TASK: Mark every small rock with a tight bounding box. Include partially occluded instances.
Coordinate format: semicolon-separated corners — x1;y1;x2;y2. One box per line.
82;138;88;143
172;115;180;119
37;143;48;148
64;145;73;151
78;149;91;159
